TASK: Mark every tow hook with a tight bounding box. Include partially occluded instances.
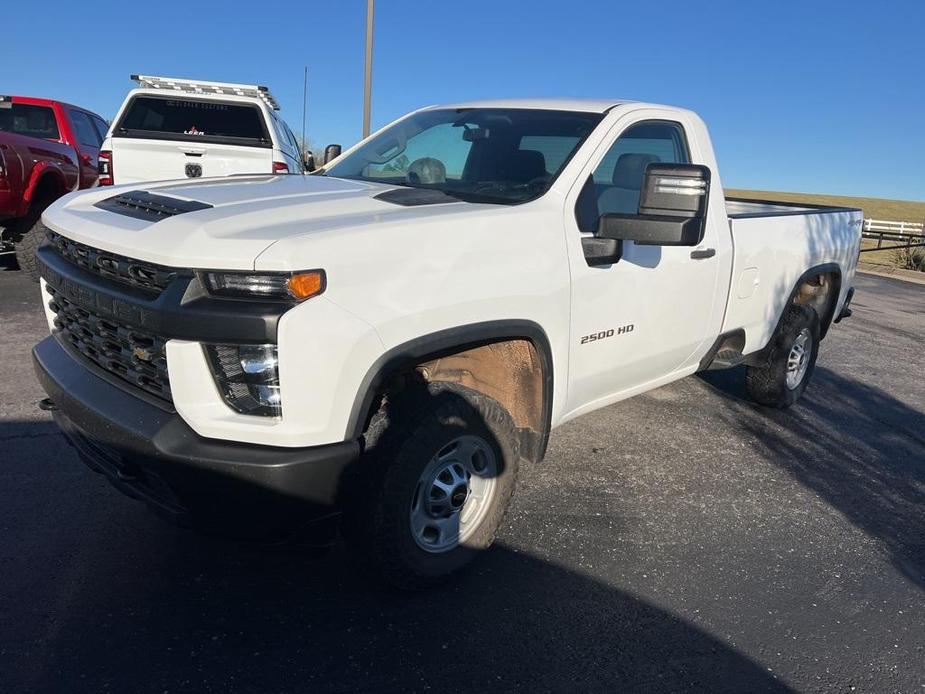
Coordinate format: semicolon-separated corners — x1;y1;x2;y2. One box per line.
38;398;58;412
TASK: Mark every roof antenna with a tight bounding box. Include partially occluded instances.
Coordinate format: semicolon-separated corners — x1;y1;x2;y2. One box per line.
301;66;308;158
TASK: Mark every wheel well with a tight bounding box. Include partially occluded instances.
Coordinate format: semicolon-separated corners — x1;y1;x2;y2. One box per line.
355;332;552;464
791;270;840;337
416;339;544;435
27;172;64;213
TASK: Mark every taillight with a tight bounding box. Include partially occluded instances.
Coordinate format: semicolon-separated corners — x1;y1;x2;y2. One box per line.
272;161;289;174
98;150;113;185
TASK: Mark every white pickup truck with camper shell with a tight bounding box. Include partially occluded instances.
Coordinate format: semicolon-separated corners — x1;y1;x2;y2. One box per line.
32;98;861;588
97;75;310;186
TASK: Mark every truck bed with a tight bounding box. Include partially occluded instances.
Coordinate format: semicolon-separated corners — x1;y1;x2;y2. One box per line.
721;197;863;354
725;197;860;219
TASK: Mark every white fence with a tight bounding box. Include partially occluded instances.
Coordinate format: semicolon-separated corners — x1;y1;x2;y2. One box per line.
863;219;924;235
861;218;925;251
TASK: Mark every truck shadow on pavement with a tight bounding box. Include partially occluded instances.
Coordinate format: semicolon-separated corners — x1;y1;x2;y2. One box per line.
699;366;925;591
0;418;791;694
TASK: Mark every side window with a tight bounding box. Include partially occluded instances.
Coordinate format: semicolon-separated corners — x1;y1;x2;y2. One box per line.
271;115;295;158
576;120;690;232
0;104;60;140
284;123;301;158
91;115;110;142
69;110;101;147
268;114;282;148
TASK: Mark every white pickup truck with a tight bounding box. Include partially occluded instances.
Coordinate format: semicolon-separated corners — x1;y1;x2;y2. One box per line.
32;99;861;588
97;75;309;186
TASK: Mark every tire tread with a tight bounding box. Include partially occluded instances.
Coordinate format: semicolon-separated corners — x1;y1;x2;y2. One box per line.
746;304;819;408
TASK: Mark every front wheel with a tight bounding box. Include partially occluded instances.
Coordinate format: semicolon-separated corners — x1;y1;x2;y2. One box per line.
343;382;520;590
746;304;820;408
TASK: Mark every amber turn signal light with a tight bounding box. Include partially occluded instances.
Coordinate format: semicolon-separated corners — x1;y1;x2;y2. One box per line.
287;271;326;301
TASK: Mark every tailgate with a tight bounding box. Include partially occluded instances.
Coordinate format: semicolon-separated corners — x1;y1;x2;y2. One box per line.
109;138;273;184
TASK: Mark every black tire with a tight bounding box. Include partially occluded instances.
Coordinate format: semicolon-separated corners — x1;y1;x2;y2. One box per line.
13;191;56;283
746;304;820;408
343;382;520;590
13;218;45;283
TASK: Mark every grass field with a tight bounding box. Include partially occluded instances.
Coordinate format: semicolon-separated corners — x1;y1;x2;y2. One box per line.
726;190;925;269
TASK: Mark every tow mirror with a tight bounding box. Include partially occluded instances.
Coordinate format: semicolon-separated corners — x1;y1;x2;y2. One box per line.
597;164;711;247
303;153;316;172
323;144;342;164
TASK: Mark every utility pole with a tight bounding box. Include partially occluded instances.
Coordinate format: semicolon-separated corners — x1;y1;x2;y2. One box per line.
363;0;374;138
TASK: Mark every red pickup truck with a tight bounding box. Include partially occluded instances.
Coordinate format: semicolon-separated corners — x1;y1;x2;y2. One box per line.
0;95;108;280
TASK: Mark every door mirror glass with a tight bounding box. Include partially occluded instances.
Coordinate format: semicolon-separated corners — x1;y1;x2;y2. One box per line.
597;163;710;247
303;153;316;172
323;144;342;164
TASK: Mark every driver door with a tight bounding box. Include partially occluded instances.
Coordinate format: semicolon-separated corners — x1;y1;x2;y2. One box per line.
563;111;724;417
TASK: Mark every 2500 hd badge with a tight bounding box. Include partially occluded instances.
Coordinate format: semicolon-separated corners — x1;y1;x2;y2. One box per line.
580;324;634;344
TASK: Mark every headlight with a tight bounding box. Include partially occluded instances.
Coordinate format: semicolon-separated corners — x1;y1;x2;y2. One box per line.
204;344;282;417
199;270;325;302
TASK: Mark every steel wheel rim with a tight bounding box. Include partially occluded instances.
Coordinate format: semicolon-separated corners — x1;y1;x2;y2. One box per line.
786;328;812;389
409;435;498;553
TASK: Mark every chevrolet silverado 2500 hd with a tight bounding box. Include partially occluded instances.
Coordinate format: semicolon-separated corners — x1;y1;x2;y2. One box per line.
32;99;862;588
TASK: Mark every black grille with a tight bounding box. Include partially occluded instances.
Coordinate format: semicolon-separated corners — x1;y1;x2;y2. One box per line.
46;229;179;294
46;284;172;402
94;190;212;222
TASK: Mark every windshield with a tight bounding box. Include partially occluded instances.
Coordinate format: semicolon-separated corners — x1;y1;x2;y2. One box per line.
325;108;602;204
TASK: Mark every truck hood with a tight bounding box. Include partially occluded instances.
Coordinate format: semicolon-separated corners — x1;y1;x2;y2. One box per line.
42;174;492;270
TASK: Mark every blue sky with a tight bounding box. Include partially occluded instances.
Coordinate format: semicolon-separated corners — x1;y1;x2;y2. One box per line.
3;0;923;200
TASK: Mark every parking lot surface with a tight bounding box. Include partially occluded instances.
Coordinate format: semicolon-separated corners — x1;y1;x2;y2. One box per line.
1;265;923;693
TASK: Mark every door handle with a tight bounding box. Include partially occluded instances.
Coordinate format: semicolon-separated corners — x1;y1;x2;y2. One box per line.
690;248;716;260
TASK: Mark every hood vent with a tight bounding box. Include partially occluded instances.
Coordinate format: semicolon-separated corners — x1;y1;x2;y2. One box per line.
374;188;462;207
94;191;212;222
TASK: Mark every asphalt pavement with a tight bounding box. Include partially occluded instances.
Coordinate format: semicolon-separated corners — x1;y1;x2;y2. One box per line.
1;260;923;693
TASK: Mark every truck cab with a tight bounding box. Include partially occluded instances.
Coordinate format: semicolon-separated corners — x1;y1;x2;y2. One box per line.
32;99;861;588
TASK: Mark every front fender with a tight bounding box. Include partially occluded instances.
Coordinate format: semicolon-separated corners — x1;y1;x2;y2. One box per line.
167;295;386;448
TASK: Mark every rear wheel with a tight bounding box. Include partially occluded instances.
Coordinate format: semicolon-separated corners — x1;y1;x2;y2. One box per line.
343;382;519;590
14;218;45;283
746;304;820;408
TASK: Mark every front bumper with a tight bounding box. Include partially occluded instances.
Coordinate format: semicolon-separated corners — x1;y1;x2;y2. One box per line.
33;335;360;533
